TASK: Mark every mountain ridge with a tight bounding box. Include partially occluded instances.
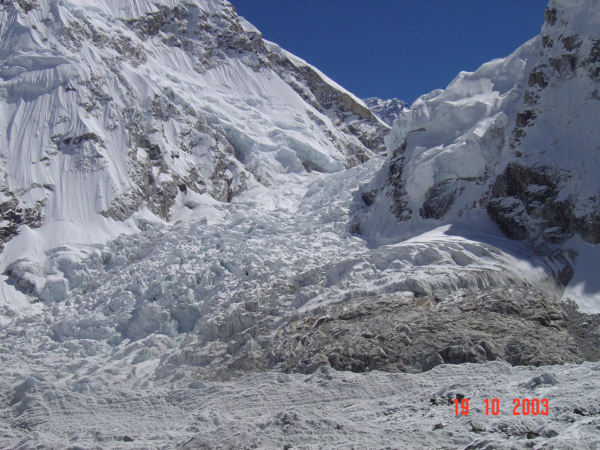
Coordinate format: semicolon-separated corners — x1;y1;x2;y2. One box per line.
363;96;408;126
358;0;600;312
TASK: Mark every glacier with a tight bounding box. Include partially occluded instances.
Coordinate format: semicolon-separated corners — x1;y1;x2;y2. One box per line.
0;0;599;448
0;0;387;302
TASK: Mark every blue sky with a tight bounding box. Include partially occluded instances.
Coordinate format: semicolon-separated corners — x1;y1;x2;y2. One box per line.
229;0;549;105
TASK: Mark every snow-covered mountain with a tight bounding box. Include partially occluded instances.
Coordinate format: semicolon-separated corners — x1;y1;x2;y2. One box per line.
0;0;388;291
1;0;600;448
363;96;408;126
359;0;600;312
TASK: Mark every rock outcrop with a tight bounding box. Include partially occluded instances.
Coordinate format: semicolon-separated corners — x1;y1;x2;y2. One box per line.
228;287;598;378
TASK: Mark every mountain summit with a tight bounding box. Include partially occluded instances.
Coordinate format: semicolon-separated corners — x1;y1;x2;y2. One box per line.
363;97;408;126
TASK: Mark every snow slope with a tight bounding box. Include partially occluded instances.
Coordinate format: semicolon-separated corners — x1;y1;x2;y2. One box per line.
1;157;567;379
360;0;600;313
0;0;387;301
0;0;595;382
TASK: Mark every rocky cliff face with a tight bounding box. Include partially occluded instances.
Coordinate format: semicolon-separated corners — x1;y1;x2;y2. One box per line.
486;2;600;245
360;0;600;292
0;0;387;260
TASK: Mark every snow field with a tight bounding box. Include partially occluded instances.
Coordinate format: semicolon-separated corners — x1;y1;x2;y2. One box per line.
1;360;599;449
0;0;599;448
0;0;383;287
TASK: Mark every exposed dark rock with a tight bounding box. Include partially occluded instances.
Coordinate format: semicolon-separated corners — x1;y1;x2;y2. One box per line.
585;39;600;79
588;39;600;64
561;299;600;362
361;189;377;207
59;20;93;51
528;70;548;89
516;110;535;128
145;182;179;220
61;132;100;146
14;0;37;13
386;157;411;220
542;35;554;49
383;141;412;221
550;54;578;75
151;94;180;122
563;34;582;52
487;163;600;244
469;420;485;433
110;35;147;67
544;7;558;26
175;286;600;381
523;90;540;106
127;11;166;38
0;193;45;252
420;180;462;220
252;286;596;377
99;190;145;222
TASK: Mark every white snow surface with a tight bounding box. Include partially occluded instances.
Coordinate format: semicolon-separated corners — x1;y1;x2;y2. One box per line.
0;152;582;448
0;157;567;382
382;38;539;208
0;157;558;326
1;360;600;449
